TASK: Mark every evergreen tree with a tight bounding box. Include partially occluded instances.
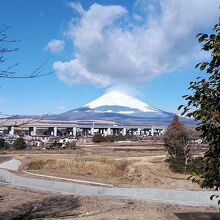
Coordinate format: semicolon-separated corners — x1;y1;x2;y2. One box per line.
179;17;220;190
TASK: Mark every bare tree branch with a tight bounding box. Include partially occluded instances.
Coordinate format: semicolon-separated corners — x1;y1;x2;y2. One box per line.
0;25;54;79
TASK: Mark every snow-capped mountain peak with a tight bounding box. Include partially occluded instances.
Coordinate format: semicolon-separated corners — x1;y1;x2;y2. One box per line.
85;90;159;113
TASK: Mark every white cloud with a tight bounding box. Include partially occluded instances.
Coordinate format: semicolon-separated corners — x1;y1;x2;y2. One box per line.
46;39;65;54
53;59;110;86
67;2;85;15
54;0;219;87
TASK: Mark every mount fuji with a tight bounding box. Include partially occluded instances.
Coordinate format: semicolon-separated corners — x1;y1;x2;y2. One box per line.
85;91;158;114
7;91;192;126
45;91;191;126
83;91;170;118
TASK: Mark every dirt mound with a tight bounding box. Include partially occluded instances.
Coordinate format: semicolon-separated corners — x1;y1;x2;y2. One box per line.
26;158;131;178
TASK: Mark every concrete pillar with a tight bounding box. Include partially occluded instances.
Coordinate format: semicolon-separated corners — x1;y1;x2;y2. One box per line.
83;129;87;136
100;129;103;134
9;126;15;136
33;127;37;136
91;127;94;135
122;128;126;136
137;128;141;136
54;127;57;136
151;126;154;136
104;129;107;136
107;127;111;135
73;127;77;137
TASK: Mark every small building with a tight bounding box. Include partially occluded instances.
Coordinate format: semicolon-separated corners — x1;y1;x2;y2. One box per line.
25;135;59;145
58;137;76;144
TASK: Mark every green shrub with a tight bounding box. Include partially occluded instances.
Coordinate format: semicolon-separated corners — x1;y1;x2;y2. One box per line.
0;138;7;150
166;157;186;173
13;138;26;150
187;157;205;175
92;133;105;143
118;134;126;141
167;156;206;175
105;135;115;142
92;133;138;143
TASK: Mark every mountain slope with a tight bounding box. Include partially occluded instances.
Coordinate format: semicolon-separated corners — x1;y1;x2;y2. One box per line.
43;90;183;126
85;90;158;113
82;90;174;119
4;90;193;126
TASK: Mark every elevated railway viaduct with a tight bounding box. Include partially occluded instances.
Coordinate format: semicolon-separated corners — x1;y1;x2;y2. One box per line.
1;122;166;137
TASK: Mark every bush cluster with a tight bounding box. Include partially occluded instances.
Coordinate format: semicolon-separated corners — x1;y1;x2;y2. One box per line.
187;157;205;175
0;137;27;150
92;133;105;143
13;138;26;150
167;156;205;175
166;157;186;173
92;133;134;143
0;138;8;150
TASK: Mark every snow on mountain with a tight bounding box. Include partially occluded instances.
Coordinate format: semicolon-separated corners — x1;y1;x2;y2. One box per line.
85;90;159;113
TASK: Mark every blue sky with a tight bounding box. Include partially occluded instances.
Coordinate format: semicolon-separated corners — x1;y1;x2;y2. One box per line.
0;0;219;115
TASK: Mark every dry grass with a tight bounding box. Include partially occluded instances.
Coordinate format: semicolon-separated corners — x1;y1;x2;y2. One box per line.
18;150;201;189
25;157;131;178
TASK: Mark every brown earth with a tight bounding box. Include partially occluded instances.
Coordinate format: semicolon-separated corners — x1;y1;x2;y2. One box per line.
18;151;200;190
0;184;219;220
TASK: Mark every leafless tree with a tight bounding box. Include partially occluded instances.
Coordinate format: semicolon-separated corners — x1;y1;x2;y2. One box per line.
0;25;54;126
163;116;197;172
0;25;52;79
